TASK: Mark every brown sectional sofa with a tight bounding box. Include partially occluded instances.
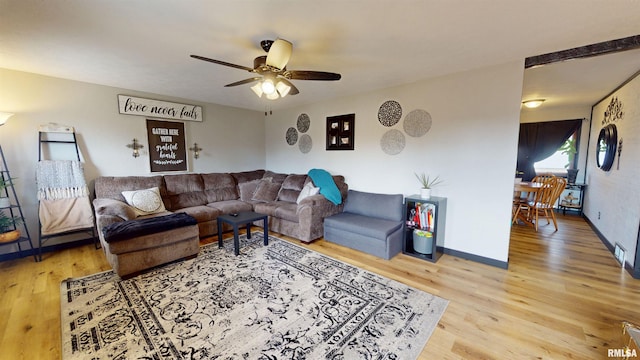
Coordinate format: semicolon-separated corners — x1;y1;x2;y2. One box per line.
93;169;348;247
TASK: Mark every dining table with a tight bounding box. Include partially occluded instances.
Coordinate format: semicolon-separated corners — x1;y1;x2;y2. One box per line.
512;181;544;227
514;181;544;193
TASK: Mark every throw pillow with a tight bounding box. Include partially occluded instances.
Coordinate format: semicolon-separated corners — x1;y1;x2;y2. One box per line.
121;187;167;216
296;182;320;204
238;179;262;201
252;181;282;202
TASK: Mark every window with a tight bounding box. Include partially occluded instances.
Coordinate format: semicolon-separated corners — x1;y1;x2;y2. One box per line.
534;132;577;176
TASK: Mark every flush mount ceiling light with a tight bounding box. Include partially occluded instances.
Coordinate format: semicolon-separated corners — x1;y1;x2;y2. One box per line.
522;99;545;108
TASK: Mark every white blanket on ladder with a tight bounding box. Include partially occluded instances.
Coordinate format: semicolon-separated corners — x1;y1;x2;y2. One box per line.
36;160;94;235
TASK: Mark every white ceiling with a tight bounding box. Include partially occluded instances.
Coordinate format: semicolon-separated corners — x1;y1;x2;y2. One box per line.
1;0;639;112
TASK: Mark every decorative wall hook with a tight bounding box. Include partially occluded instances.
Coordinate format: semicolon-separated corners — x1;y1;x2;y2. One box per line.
126;138;144;158
189;143;203;159
617;138;623;170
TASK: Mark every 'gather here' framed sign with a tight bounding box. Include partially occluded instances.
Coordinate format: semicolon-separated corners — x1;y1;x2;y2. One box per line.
118;95;203;122
146;119;187;172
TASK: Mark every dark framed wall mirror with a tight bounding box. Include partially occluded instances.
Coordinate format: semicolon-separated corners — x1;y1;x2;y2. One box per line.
596;124;617;171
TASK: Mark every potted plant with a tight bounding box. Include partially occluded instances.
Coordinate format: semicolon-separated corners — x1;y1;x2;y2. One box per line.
0;176;13;208
414;172;443;199
0;210;22;243
559;138;578;184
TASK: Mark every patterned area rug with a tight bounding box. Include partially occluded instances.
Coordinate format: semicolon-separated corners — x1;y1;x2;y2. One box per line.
61;233;448;359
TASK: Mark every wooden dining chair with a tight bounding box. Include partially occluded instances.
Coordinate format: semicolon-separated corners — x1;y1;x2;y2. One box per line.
512;175;550;225
527;176;567;231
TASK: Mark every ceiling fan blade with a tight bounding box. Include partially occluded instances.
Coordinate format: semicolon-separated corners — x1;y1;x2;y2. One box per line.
190;55;254;72
278;78;299;95
224;77;262;87
287;70;341;81
266;38;292;70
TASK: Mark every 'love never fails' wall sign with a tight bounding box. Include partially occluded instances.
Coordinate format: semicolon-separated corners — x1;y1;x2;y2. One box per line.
118;95;203;122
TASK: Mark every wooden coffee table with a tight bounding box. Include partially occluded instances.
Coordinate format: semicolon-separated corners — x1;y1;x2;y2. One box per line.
217;211;269;255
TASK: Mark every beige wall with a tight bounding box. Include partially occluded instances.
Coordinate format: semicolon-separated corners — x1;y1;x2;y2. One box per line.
265;61;525;264
1;61;527;266
0;68;265;251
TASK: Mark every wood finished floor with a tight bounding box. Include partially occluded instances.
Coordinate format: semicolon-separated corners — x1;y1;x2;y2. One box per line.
1;213;638;359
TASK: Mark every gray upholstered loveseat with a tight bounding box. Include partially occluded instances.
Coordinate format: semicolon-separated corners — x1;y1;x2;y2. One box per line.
323;190;404;260
93;169;348;244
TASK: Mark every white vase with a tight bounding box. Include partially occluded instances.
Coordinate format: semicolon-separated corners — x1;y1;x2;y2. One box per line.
420;188;432;199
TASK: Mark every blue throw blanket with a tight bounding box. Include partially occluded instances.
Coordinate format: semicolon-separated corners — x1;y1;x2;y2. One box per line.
308;168;342;205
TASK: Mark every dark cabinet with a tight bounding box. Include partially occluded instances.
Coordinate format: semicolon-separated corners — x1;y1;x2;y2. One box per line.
403;195;446;262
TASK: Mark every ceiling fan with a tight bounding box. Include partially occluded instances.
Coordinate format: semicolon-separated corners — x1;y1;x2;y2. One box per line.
190;38;341;100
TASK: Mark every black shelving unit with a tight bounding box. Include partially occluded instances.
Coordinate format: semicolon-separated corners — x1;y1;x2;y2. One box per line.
557;183;586;215
402;195;446;262
0;146;36;261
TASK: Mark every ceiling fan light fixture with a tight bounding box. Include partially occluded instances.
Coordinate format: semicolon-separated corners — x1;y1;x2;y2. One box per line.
266;91;280;100
251;83;264;97
275;81;291;97
523;99;545;108
266;38;293;71
261;78;276;95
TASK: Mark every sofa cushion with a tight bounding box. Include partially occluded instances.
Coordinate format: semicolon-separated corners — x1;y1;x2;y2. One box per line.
263;170;288;184
164;174;207;210
202;173;238;202
93;198;138;221
238;179;261;201
230;170;265;184
208;200;253;214
277;174;307;203
94;176;166;203
253;202;281;216
252;181;281;202
121;187;167;216
343;190;403;221
174;205;221;223
323;212;402;241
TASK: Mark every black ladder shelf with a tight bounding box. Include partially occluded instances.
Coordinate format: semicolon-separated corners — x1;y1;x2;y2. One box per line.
38;129;97;261
0;146;37;261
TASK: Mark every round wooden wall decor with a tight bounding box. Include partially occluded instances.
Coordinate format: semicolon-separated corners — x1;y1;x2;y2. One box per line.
380;129;405;155
297;113;311;133
299;134;312;153
403;109;432;137
286;127;298;145
378;100;402;127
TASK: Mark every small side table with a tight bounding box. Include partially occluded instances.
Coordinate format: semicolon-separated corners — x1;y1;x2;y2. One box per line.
557;183;587;215
217;211;269;255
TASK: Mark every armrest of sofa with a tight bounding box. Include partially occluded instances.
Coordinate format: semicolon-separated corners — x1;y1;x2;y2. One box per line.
299;194;343;214
93;198;137;221
296;194;345;242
